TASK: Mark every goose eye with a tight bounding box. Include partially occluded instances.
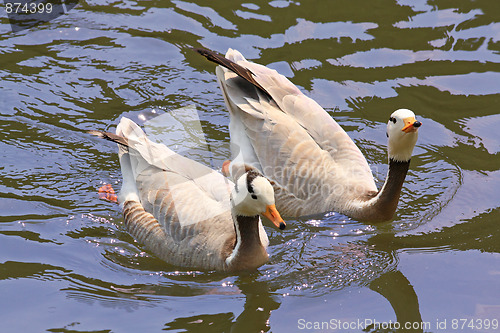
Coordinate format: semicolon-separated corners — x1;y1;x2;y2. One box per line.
389;117;396;124
251;194;257;200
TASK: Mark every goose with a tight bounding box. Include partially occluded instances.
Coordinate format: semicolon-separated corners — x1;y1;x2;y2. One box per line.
90;117;285;272
196;48;421;222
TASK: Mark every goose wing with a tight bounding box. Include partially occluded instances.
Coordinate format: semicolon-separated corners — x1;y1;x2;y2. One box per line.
98;117;236;269
115;117;233;227
201;49;377;213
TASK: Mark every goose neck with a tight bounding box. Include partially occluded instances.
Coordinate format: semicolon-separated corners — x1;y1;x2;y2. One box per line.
225;214;268;270
352;158;410;221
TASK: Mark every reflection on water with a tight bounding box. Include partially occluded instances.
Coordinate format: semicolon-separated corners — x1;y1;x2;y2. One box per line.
369;270;423;333
0;0;499;331
163;277;280;332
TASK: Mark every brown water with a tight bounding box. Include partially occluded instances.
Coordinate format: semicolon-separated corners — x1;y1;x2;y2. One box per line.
1;1;499;332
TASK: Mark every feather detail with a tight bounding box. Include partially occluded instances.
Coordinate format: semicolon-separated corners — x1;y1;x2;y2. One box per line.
91;116;276;270
195;48;272;99
88;130;129;147
198;48;417;219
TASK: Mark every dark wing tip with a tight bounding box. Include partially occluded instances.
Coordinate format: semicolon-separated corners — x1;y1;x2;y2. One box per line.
193;47;213;56
88;130;106;139
193;48;227;67
89;130;129;147
194;47;272;99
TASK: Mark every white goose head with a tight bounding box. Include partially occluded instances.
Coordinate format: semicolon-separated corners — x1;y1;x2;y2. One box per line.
231;170;286;230
386;109;421;162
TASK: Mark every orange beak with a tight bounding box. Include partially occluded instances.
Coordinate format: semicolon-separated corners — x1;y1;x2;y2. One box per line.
262;204;286;230
401;117;422;133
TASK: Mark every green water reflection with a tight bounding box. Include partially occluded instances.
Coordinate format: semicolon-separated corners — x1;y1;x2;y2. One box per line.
0;0;499;332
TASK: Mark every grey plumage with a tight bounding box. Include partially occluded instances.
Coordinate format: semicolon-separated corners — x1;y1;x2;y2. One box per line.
91;117;277;271
198;48;420;221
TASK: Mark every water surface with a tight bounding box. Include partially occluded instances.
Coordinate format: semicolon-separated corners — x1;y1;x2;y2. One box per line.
0;0;499;332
